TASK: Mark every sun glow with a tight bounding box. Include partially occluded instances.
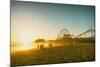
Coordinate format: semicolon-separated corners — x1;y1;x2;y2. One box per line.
11;32;36;52
11;42;36;53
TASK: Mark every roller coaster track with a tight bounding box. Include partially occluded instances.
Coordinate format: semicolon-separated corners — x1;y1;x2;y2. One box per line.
75;29;95;38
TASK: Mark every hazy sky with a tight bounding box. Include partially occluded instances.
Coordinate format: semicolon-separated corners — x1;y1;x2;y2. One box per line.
11;1;95;42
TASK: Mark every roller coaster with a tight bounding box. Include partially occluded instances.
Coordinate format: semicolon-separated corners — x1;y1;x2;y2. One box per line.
75;29;95;38
57;28;95;45
57;28;95;39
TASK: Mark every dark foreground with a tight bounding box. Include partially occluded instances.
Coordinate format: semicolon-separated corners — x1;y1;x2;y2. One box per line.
11;43;95;66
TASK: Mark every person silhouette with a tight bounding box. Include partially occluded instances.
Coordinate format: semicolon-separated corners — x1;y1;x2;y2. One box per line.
49;43;52;48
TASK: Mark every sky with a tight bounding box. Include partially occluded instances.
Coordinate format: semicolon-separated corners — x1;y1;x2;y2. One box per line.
11;1;95;42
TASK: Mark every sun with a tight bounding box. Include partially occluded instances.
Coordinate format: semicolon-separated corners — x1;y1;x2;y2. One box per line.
11;32;35;52
11;42;34;52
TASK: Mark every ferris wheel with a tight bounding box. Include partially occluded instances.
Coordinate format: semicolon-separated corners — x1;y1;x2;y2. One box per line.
57;29;72;39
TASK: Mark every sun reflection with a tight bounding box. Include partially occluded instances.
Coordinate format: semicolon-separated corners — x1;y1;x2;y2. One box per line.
11;42;36;52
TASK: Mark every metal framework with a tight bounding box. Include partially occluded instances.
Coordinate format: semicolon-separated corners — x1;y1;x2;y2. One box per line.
75;29;95;38
57;29;72;39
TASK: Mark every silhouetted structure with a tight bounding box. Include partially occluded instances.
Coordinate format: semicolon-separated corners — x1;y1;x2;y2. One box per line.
74;29;95;44
34;29;95;48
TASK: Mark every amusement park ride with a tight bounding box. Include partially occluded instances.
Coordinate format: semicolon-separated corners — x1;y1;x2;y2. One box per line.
35;28;95;49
